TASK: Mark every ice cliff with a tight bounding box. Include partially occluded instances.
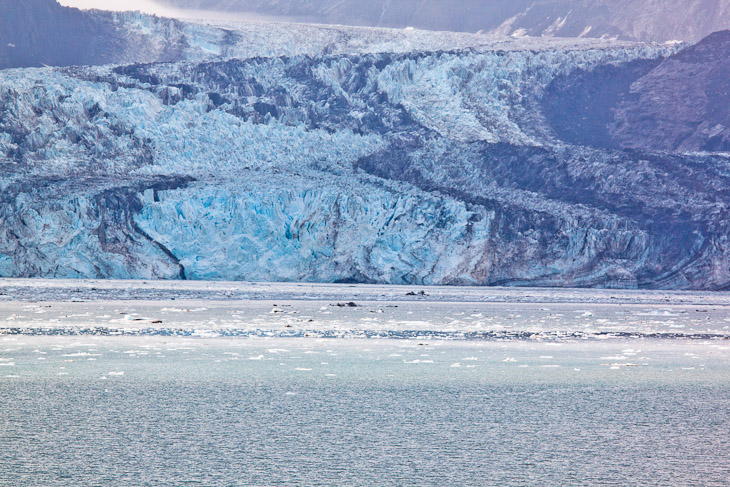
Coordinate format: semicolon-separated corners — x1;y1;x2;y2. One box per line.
2;3;730;289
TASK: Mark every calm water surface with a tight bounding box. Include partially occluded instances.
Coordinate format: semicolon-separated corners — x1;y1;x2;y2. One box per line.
1;337;729;486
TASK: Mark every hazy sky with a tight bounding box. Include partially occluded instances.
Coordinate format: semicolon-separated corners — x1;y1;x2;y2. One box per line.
58;0;175;14
56;0;281;21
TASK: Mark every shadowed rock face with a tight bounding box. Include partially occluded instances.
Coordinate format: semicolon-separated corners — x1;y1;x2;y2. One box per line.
612;30;730;152
541;58;662;149
0;0;121;69
544;30;730;152
0;0;201;69
162;0;730;42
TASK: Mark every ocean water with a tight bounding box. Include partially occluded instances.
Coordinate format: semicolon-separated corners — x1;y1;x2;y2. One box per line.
1;281;729;486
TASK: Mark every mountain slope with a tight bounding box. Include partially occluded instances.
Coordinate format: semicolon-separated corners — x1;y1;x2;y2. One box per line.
2;0;644;70
161;0;730;42
0;0;122;68
612;30;730;151
1;0;238;69
544;30;730;151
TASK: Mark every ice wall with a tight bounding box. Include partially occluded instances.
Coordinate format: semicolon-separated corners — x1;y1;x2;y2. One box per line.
3;16;729;289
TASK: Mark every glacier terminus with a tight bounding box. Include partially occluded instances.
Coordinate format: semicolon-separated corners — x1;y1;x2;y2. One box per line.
2;0;730;289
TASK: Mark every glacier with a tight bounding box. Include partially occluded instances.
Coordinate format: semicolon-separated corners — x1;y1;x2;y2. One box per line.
160;0;730;43
2;4;730;289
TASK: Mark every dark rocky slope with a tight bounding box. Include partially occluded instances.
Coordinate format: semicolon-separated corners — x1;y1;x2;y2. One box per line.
0;0;122;69
0;0;209;69
544;30;730;152
612;30;730;152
